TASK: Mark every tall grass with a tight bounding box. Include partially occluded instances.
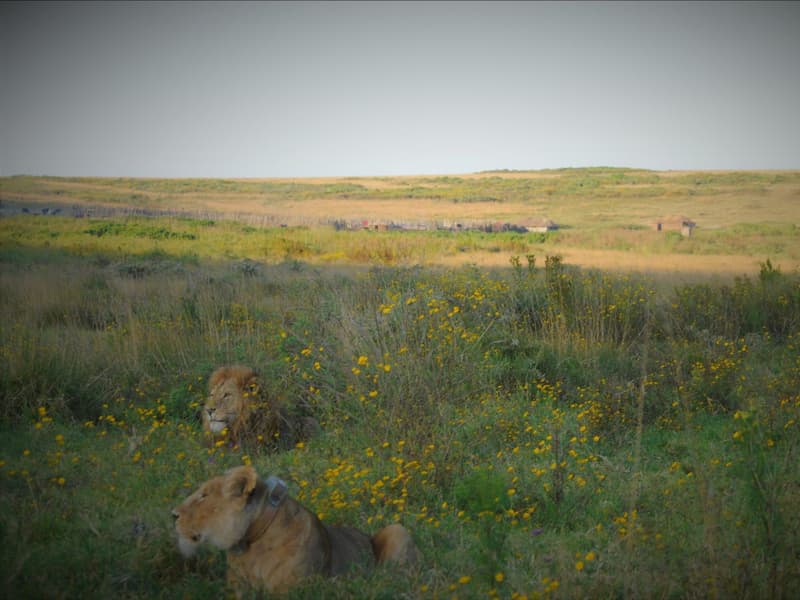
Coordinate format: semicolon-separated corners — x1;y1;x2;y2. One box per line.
1;244;799;598
2;215;799;281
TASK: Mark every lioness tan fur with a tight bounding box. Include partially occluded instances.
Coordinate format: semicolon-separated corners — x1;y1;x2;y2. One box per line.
203;365;318;449
173;465;418;595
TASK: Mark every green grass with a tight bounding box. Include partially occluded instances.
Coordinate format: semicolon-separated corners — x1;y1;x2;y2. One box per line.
1;237;799;598
1;214;799;279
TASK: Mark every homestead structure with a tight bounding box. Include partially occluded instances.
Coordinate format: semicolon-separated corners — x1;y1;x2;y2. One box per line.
651;215;696;237
518;217;558;233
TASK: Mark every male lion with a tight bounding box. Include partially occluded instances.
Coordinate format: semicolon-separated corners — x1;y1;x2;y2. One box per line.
203;365;318;449
173;465;418;595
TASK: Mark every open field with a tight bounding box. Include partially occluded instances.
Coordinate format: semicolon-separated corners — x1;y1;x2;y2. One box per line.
2;168;800;277
1;169;800;597
3;168;800;230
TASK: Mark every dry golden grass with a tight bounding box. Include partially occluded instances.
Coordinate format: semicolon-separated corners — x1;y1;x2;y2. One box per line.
3;169;799;276
439;249;798;281
4;169;800;227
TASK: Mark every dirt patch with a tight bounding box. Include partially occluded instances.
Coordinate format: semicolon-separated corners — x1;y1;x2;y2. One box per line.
437;248;799;280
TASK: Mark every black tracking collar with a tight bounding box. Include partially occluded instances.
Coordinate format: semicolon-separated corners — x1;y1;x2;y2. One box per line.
264;475;288;507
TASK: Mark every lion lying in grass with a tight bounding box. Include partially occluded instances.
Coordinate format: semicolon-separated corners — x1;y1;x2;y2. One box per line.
202;365;318;449
173;465;418;595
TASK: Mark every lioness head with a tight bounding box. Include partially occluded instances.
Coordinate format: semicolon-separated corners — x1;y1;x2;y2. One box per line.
172;465;262;557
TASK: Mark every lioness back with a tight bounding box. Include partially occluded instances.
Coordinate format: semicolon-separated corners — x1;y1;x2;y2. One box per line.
326;525;375;575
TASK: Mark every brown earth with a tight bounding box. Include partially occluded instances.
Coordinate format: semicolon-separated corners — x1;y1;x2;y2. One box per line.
438;248;794;280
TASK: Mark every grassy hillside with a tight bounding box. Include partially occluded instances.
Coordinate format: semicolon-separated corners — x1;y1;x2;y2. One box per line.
3;168;800;227
2;170;799;597
3;168;799;276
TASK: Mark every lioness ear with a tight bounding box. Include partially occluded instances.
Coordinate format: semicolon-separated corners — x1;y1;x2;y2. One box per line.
225;465;259;498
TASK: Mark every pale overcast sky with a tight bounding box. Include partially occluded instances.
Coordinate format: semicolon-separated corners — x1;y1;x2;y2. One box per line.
1;1;799;177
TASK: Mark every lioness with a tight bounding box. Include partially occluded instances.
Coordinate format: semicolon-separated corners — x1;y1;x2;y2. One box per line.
173;465;418;595
203;365;318;449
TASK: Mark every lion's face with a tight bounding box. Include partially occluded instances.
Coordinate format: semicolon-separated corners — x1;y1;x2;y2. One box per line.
200;365;313;450
172;466;259;557
203;366;259;436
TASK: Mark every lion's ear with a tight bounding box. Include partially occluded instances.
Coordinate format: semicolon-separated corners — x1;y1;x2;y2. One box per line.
225;465;259;498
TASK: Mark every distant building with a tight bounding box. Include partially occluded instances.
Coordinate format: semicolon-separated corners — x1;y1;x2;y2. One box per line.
652;215;696;237
519;217;558;233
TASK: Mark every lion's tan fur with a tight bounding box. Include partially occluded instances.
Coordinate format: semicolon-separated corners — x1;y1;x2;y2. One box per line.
173;466;418;595
203;366;317;449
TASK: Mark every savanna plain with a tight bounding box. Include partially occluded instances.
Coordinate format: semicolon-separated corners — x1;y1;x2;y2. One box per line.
1;168;799;598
